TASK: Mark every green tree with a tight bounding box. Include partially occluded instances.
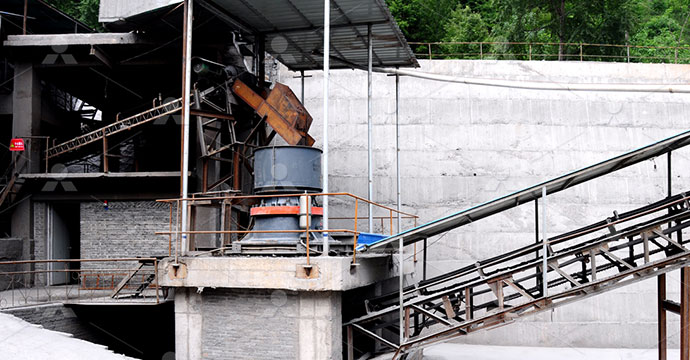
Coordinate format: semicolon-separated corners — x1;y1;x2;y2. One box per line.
45;0;102;31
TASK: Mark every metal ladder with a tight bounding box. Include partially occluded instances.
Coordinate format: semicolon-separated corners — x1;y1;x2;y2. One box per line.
111;259;158;299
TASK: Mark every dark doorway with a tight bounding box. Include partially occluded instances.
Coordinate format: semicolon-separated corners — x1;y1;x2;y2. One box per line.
48;203;80;285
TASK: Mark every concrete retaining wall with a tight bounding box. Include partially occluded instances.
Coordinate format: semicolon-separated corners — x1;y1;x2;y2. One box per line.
278;59;690;348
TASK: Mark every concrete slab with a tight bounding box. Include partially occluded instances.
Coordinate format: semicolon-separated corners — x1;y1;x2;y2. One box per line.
158;254;393;291
158;255;394;291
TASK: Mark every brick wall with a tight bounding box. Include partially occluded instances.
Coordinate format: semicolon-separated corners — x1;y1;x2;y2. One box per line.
0;238;22;289
201;288;300;360
80;201;170;282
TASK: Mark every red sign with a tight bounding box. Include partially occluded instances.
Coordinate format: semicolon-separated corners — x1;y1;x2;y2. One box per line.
9;138;24;151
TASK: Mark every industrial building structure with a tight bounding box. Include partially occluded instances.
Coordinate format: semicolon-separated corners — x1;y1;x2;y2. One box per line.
2;1;690;360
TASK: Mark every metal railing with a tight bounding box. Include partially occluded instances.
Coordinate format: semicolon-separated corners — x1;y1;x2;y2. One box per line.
409;41;690;64
0;258;162;309
156;193;419;265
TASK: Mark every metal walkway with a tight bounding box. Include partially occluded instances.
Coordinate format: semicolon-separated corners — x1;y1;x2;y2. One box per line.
346;192;690;358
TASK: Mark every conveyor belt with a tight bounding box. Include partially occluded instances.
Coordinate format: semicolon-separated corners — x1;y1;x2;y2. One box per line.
345;192;690;359
45;85;218;160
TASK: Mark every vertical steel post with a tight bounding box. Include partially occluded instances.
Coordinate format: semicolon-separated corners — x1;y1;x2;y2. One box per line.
179;0;193;256
300;70;305;104
682;267;690;360
367;24;374;233
666;151;673;197
23;0;27;35
321;0;330;255
535;199;541;296
542;186;548;297
396;71;404;344
395;73;401;234
423;238;427;280
658;273;667;360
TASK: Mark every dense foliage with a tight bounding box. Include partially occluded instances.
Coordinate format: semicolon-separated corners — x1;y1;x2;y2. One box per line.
389;0;690;61
46;0;102;30
46;0;690;61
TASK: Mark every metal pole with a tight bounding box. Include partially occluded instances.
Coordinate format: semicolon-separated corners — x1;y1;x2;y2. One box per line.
179;0;193;256
367;24;374;232
300;70;305;104
23;0;27;35
396;73;401;235
541;186;548;297
321;0;330;255
396;72;403;344
658;273;667;360
666;151;673;197
535;199;541;296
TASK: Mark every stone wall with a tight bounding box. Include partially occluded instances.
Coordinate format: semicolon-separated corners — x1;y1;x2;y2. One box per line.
278;59;690;348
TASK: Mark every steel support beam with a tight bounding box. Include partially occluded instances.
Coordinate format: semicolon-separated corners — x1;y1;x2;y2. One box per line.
179;0;193;256
321;0;330;255
367;23;374;232
682;267;690;360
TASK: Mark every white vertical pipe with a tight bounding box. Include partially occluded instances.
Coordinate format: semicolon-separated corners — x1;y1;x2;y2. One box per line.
180;0;193;255
395;73;401;234
542;186;548;297
396;73;403;344
300;70;305;104
321;0;330;255
367;24;373;232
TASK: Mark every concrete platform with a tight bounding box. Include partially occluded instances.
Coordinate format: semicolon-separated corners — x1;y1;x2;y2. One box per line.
163;254;397;360
158;254;394;291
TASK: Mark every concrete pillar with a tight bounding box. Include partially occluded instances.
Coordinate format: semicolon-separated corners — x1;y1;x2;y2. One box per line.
174;288;203;360
12;62;42;173
298;291;342;359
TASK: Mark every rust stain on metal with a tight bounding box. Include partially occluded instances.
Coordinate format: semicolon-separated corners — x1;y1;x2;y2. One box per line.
296;264;319;279
232;79;315;146
168;263;188;279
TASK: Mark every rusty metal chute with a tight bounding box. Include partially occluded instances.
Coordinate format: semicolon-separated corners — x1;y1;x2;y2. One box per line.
231;79;315;146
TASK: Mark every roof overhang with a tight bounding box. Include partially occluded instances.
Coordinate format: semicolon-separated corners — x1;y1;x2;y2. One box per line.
106;0;418;71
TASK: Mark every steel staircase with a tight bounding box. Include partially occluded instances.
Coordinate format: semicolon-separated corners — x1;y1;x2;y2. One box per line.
345;192;690;359
111;258;159;299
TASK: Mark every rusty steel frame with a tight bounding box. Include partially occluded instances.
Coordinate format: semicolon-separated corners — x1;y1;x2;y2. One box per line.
344;192;690;359
0;258;162;309
157;192;418;263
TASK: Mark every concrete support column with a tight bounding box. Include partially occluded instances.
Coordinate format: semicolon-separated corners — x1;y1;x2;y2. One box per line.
298;291;342;359
175;289;203;360
10;63;40;278
12;62;42;173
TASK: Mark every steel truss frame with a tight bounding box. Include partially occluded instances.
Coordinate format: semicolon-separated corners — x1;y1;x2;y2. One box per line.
345;192;690;359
